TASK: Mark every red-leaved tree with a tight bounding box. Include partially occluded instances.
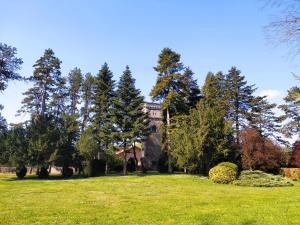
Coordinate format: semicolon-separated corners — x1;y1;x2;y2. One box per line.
290;141;300;167
240;128;288;173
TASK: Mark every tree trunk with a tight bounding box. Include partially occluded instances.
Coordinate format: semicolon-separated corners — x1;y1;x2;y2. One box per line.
105;161;108;175
123;143;127;175
132;142;139;171
166;108;172;173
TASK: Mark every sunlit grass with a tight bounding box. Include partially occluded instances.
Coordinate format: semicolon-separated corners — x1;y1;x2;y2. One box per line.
0;173;299;225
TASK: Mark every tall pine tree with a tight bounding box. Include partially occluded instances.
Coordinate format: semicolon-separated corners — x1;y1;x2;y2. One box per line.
150;48;185;173
113;66;146;175
225;67;256;145
92;63;115;174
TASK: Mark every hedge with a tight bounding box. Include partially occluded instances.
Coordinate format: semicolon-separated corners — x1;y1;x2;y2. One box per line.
281;168;300;181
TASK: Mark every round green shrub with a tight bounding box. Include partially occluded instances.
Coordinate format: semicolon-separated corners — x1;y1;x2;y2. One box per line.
218;162;238;171
16;166;27;179
209;163;238;184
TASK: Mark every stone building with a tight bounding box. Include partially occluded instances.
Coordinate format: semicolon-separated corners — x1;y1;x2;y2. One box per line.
115;102;163;170
142;102;163;170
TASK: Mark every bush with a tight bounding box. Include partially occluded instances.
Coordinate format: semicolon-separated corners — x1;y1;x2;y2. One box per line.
282;168;300;181
233;170;293;187
209;163;238;184
16;166;27;178
218;162;238;171
83;159;106;177
37;167;49;179
62;167;74;178
158;152;169;173
240;128;288;174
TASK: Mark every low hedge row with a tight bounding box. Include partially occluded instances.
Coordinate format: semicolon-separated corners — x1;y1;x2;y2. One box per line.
233;170;293;187
281;168;300;181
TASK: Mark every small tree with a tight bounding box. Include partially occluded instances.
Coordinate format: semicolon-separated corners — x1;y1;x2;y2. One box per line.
240;128;287;173
290;140;300;167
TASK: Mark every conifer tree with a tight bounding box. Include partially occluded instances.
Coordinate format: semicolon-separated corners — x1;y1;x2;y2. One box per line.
279;86;300;138
92;63;115;174
81;73;94;131
0;43;23;92
248;95;282;142
68;67;83;115
181;67;201;110
31;49;62;116
225;67;256;145
113;66;146;175
193;73;234;174
150;48;185;173
0;43;23;129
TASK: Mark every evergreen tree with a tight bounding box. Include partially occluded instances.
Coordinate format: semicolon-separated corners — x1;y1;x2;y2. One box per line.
113;66;145;175
81;73;94;131
20;49;62;117
225;67;256;145
32;49;62;116
0;43;23;129
279;86;300;138
0;43;23;92
68;67;83;115
92;63;115;174
181;67;201;110
169;114;198;173
50;77;68;118
150;48;185;173
248;95;283;142
27;115;59;173
193;73;234;174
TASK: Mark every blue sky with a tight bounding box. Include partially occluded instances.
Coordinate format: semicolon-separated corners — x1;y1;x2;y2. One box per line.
0;0;299;123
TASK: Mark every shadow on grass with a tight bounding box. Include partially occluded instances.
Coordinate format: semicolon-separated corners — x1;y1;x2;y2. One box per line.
4;171;187;181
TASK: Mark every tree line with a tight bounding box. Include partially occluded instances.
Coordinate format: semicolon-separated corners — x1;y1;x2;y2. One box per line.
0;43;300;178
0;45;150;177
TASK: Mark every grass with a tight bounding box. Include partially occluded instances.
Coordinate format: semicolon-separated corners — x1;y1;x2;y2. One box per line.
0;173;300;225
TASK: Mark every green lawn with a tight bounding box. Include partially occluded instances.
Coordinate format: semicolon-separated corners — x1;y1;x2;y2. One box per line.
0;173;299;225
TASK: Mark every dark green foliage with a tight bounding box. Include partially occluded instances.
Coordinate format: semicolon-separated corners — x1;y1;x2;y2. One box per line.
225;67;256;145
2;124;29;167
62;167;74;178
113;66;148;175
0;43;23;92
151;48;200;173
77;126;98;160
37;167;49;179
81;73;94;130
169;115;199;173
127;158;136;172
248;96;282;142
92;63;115;169
16;166;27;178
83;159;106;177
233;170;293;187
32;49;62;116
28;115;59;168
0;43;23;130
157;152;169;173
193;73;235;174
51;114;80;170
68;67;83;115
209;162;238;184
279;86;300;138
